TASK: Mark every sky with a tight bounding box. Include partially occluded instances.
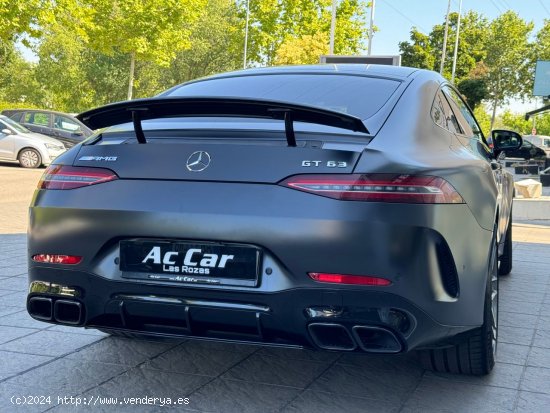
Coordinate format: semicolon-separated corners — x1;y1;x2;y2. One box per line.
369;0;550;114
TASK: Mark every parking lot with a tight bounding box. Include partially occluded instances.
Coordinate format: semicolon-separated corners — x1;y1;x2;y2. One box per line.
1;162;550;412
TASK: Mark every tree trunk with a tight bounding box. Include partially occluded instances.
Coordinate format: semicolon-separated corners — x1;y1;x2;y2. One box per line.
127;52;135;100
490;96;498;131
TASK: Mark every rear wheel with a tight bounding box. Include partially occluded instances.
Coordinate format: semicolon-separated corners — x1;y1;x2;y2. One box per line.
498;211;513;276
419;228;498;375
18;148;41;168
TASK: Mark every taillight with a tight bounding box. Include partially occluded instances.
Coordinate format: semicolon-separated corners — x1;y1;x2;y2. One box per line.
38;165;118;190
309;272;391;286
280;174;464;204
32;254;82;265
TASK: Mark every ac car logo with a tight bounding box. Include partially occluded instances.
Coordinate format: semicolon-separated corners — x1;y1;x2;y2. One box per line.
142;246;234;275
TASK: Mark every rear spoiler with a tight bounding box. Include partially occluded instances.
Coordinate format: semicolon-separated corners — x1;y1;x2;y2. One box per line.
77;96;369;147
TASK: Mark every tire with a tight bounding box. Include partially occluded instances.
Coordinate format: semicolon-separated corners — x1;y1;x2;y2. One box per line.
498;211;513;276
419;228;498;375
18;148;42;168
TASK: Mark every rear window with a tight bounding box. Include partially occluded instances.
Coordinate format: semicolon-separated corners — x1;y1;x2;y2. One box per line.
166;74;401;120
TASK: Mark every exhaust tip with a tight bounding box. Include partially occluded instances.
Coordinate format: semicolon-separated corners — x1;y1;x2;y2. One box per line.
308;323;356;351
352;326;402;353
27;296;53;321
54;300;83;325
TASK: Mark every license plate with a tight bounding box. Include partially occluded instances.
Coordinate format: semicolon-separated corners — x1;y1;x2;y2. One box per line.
120;240;261;287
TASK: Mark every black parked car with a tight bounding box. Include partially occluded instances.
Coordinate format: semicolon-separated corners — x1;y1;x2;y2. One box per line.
27;65;522;376
1;109;93;148
502;139;546;160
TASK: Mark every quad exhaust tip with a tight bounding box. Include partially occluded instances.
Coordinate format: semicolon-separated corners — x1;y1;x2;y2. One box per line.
308;322;403;353
28;296;83;325
27;297;53;321
352;325;402;353
54;300;83;325
308;323;357;351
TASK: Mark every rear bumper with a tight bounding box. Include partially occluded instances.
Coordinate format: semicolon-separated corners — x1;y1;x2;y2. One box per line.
28;179;493;352
27;269;473;352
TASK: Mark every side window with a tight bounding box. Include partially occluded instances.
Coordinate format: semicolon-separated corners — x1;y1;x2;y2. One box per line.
442;86;483;140
443;86;492;159
431;91;462;134
54;115;80;132
26;112;50;127
431;95;445;128
23;113;32;123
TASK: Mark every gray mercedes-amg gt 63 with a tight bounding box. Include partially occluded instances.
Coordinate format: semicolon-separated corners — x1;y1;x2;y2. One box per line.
27;64;522;375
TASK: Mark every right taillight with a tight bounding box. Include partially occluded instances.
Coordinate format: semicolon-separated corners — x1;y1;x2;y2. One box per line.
38;165;118;190
280;174;464;204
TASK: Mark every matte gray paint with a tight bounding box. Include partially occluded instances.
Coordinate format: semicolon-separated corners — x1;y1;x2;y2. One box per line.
27;65;513;351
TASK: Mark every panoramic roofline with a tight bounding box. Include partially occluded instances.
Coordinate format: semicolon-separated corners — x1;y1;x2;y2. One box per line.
160;64;425;97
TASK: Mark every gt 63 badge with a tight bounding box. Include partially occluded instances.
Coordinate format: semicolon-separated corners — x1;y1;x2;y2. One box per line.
301;160;347;168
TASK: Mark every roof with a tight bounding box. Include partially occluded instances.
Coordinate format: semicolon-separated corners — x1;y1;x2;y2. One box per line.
2;108;77;116
160;64;429;97
209;64;420;80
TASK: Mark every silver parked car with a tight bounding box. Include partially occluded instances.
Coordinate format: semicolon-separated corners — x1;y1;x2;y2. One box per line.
0;115;66;168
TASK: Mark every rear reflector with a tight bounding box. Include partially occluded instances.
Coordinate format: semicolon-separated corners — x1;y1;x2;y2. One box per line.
32;254;82;265
309;272;391;286
281;174;464;204
38;165;118;190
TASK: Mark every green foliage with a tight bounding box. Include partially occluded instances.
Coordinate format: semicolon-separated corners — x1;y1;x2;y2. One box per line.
399;11;489;82
275;32;329;65
457;78;487;110
498;110;550;136
245;0;367;65
161;0;244;87
0;100;39;112
484;11;534;127
473;105;491;137
399;29;435;70
87;0;207;98
0;0;42;43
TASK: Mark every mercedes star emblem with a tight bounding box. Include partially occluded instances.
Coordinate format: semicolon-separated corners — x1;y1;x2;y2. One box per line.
186;151;211;172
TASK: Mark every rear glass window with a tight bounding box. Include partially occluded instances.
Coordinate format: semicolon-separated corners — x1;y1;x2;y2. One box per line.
166;74;401;120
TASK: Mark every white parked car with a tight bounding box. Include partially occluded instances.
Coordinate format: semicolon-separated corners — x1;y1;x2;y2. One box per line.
0;115;66;168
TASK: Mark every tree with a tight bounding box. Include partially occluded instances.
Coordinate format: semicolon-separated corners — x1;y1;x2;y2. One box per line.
161;0;243;88
244;0;367;66
458;78;487;110
88;0;206;99
0;44;40;105
399;29;435;70
399;11;489;81
473;105;491;137
275;32;329;65
484;12;533;129
0;0;41;43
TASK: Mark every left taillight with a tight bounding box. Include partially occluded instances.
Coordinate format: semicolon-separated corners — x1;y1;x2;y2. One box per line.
38;165;118;190
32;254;82;264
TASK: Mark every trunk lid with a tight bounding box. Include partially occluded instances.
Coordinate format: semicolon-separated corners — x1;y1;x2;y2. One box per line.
74;143;361;183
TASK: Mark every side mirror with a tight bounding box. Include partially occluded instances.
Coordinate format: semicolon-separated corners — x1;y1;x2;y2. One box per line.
1;128;12;135
491;129;523;157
